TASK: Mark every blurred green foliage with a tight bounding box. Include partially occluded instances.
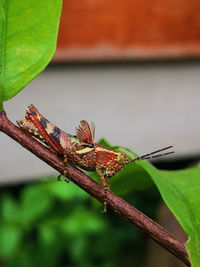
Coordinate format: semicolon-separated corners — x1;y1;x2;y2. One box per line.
1;139;199;266
0;176;160;267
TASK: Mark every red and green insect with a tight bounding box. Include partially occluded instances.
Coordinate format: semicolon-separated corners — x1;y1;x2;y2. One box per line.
17;105;174;212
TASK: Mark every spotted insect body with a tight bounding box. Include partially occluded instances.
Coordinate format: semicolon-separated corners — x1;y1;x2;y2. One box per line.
17;105;174;212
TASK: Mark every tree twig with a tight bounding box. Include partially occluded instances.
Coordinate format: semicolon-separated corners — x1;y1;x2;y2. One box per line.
0;111;190;266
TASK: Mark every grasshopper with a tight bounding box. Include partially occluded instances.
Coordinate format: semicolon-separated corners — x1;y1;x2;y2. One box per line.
17;105;174;212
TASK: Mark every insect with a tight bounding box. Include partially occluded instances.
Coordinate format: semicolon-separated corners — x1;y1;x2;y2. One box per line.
17;105;174;212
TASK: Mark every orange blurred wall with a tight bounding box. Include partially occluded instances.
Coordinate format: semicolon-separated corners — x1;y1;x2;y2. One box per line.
54;0;200;61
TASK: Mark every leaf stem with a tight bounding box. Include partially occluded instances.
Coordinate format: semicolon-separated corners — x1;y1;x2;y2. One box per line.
0;102;4;111
0;111;190;267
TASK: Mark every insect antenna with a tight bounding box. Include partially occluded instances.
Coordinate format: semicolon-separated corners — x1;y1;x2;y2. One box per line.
128;146;174;163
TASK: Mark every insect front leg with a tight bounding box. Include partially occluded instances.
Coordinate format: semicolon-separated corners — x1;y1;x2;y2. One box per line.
96;166;110;213
58;148;92;183
57;153;70;182
63;154;70;183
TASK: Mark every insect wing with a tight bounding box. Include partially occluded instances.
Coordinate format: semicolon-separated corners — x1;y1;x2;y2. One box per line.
76;120;95;145
91;121;95;142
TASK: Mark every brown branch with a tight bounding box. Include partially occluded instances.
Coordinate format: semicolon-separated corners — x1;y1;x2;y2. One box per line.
0;111;190;266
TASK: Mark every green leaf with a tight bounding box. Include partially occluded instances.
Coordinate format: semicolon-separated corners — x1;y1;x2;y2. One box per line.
47;178;88;201
0;224;22;258
98;139;200;265
61;208;105;236
0;102;3;111
39;224;57;246
123;157;200;266
97;138;154;195
0;0;62;104
147;166;200;266
1;194;19;223
20;184;52;225
110;164;154;195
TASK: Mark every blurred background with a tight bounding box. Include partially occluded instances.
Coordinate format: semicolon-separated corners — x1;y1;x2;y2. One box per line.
1;0;200;266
